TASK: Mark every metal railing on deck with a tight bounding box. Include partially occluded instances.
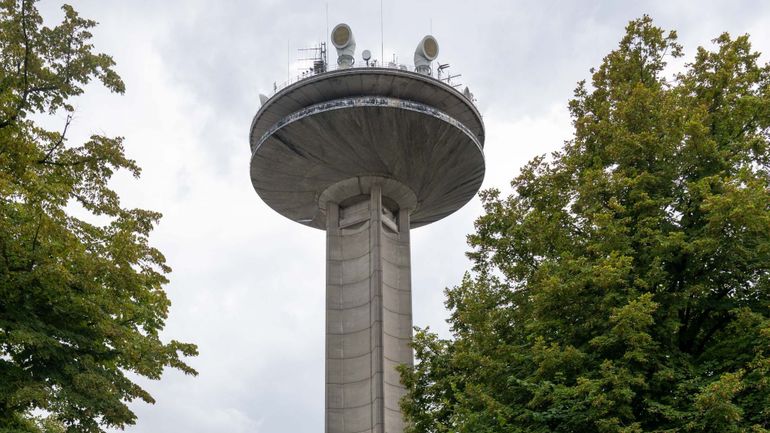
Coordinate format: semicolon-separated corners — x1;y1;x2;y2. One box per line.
269;61;476;105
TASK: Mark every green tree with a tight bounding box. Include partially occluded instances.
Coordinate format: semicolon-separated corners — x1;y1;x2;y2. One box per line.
401;16;770;433
0;1;197;432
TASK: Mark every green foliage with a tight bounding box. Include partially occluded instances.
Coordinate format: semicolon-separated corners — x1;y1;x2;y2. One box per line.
401;15;770;433
0;1;197;432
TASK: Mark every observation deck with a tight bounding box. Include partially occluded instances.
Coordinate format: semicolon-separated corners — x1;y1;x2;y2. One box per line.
249;66;486;230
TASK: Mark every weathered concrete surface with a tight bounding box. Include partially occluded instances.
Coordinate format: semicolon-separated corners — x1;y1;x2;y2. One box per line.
326;182;412;433
251;68;484;151
248;69;486;433
250;70;485;230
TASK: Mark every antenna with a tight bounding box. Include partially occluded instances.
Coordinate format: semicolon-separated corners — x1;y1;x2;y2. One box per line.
380;0;384;63
298;44;327;74
326;3;329;62
437;63;449;80
443;73;462;83
287;40;290;82
331;23;356;68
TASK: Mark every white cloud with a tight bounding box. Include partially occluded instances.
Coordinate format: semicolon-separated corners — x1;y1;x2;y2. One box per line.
31;1;770;432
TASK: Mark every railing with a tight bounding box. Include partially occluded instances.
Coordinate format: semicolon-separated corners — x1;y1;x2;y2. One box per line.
268;61;475;104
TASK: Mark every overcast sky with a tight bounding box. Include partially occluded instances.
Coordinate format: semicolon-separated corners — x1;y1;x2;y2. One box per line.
36;1;770;432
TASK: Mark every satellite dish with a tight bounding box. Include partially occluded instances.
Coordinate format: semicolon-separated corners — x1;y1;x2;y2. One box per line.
420;35;439;60
362;50;371;62
414;35;439;75
331;23;353;49
259;93;269;105
331;23;356;68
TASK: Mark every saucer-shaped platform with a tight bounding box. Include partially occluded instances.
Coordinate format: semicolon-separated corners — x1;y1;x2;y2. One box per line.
250;68;485;230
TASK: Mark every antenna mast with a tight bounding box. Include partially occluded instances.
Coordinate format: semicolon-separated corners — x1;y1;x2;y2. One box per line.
326;3;329;58
287;40;290;82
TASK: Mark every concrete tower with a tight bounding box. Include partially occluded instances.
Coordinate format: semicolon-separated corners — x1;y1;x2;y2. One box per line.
249;24;485;433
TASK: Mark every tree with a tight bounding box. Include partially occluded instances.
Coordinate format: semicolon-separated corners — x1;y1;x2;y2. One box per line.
0;1;197;432
401;16;770;433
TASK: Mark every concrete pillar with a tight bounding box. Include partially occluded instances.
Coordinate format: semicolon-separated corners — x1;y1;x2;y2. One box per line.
325;184;413;433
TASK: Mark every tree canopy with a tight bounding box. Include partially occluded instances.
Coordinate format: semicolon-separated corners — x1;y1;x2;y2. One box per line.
401;16;770;433
0;1;197;432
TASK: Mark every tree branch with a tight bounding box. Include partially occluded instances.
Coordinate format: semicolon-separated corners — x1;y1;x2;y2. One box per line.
0;0;32;130
27;212;43;271
39;114;72;163
37;156;97;167
693;312;732;355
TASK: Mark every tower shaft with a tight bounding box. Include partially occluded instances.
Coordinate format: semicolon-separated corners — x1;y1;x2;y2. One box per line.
325;183;413;433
